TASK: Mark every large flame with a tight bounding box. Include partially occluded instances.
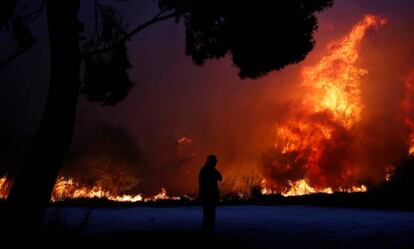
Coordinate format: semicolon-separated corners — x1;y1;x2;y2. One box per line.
262;15;386;195
303;15;386;128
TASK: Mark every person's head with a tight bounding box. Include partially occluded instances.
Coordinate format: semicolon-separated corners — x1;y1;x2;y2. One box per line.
204;154;217;168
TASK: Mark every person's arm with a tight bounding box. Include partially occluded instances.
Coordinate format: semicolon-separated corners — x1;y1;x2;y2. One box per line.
216;170;222;182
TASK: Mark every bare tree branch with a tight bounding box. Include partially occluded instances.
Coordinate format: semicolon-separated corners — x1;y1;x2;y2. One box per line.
84;9;184;57
0;1;43;70
28;0;45;22
0;43;35;70
94;0;100;39
0;7;185;68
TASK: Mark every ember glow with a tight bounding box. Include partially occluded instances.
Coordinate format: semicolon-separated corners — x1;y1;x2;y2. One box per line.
261;15;386;195
402;72;414;155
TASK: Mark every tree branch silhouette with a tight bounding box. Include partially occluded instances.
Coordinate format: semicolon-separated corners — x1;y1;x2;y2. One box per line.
0;8;183;69
27;0;45;22
0;43;35;69
84;8;184;57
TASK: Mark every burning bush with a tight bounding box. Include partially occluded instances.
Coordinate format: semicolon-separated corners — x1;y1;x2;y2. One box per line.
61;122;141;196
261;15;386;193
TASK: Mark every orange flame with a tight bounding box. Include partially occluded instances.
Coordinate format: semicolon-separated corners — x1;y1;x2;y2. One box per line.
148;187;180;201
0;176;10;199
1;176;181;202
303;15;386;128
282;179;333;197
51;177;181;202
263;15;386;195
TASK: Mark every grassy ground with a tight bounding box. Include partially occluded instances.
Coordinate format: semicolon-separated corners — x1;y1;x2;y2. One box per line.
39;205;414;249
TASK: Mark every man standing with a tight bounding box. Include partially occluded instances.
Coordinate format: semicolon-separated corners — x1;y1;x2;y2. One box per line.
199;154;222;233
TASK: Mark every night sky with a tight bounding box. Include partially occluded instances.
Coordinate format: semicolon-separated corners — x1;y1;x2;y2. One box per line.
1;0;414;194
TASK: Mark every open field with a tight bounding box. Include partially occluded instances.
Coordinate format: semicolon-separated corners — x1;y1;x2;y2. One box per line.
42;205;414;249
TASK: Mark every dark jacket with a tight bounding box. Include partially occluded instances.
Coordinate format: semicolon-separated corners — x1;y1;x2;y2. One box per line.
199;165;222;202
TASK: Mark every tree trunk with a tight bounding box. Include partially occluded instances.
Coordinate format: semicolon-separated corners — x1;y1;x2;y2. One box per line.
5;0;81;236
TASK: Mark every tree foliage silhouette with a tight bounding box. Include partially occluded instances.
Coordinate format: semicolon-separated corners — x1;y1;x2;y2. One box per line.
160;0;333;78
0;0;333;235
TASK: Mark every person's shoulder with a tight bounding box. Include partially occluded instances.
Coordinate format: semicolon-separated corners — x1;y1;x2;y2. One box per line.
214;168;222;176
200;166;207;174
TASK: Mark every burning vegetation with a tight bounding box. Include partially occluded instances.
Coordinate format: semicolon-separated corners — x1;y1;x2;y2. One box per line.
261;15;386;195
0;176;180;202
51;177;180;202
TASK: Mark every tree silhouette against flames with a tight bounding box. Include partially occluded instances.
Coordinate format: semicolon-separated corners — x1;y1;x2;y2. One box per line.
0;0;333;236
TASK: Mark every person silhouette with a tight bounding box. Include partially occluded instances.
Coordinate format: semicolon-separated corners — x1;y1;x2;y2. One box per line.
199;154;222;233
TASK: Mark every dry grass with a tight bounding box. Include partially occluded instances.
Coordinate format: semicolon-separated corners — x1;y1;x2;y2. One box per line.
220;175;262;201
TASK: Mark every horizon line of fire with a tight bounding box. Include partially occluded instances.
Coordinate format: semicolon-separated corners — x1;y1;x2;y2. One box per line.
0;175;369;203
